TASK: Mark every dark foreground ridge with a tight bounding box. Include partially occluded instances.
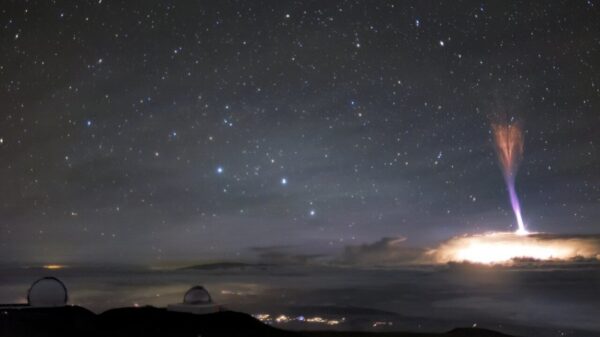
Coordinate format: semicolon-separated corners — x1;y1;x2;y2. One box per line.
0;305;518;337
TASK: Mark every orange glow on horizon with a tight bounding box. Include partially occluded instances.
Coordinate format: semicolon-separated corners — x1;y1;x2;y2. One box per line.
43;264;67;270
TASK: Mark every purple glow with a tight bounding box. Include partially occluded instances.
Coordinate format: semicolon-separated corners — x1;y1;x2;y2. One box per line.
505;175;527;235
492;122;528;235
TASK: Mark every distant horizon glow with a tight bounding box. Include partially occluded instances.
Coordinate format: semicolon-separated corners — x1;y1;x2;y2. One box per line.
43;264;67;270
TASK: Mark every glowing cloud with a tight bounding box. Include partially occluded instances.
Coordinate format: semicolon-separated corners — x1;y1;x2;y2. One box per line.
427;232;600;265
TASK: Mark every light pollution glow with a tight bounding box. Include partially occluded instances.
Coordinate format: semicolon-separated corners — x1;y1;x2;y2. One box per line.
492;122;527;235
43;264;67;270
427;232;600;265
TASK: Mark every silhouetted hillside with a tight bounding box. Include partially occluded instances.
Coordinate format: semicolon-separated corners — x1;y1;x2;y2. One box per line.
0;306;518;337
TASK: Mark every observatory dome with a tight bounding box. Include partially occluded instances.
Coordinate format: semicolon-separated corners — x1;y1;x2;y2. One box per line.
27;277;68;307
183;286;213;305
168;285;220;314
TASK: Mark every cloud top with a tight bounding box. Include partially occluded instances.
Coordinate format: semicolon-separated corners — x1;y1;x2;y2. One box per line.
426;232;600;264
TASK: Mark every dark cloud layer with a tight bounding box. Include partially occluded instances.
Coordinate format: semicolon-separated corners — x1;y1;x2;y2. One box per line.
251;246;326;265
339;237;424;266
2;264;600;336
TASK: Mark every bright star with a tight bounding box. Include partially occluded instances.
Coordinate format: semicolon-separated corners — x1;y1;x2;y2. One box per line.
216;166;223;174
281;178;288;185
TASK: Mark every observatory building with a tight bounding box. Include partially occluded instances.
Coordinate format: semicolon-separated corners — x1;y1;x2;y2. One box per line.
167;285;221;315
0;277;68;309
27;277;68;307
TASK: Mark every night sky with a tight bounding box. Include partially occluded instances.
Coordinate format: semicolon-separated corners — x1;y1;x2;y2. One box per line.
1;1;598;264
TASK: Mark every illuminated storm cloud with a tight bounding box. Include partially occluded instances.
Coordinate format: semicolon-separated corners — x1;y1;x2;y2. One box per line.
427;232;600;265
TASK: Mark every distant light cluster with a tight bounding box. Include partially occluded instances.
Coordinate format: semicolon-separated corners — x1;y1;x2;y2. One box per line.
254;313;344;326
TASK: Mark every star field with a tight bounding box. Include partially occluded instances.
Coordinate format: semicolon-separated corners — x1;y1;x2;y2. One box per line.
0;1;598;263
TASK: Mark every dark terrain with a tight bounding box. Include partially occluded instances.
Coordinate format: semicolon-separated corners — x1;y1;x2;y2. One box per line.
0;306;516;337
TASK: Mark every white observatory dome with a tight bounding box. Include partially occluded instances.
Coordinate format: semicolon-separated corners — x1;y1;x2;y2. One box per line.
183;286;212;305
27;277;68;307
168;285;221;314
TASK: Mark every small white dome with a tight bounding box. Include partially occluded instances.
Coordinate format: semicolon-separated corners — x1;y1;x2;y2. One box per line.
183;286;212;305
27;277;68;307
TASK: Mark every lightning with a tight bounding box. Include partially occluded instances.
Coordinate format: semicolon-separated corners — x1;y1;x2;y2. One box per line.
492;121;528;235
425;119;600;265
427;232;600;265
